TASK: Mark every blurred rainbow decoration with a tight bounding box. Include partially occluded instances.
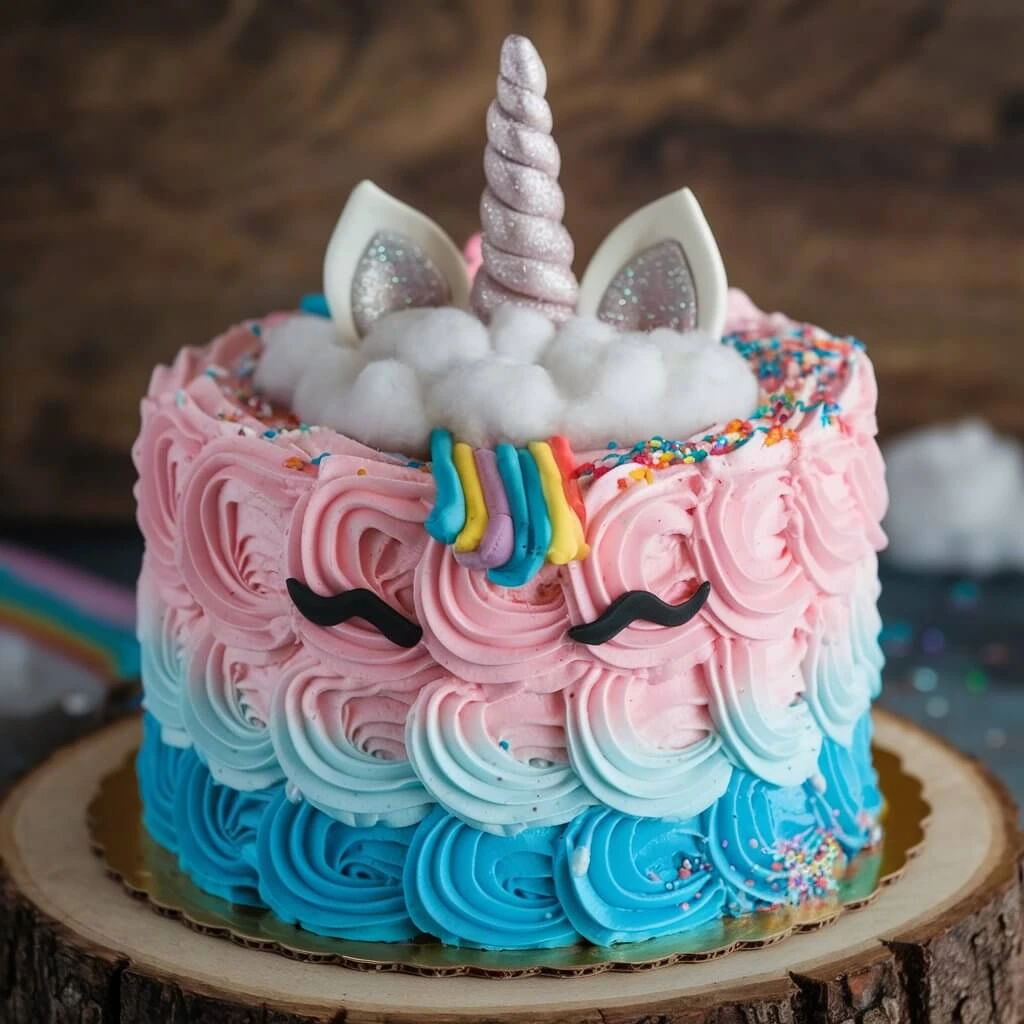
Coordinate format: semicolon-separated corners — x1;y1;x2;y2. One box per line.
319;35;727;345
425;430;588;588
0;544;139;686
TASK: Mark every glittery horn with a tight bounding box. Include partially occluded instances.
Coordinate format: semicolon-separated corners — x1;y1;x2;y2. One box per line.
470;35;578;324
577;188;728;339
323;181;471;344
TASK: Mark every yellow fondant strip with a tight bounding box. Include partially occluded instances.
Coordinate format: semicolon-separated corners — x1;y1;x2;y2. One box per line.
453;442;489;553
528;441;589;565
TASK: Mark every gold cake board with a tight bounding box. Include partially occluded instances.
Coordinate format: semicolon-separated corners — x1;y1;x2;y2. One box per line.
0;709;1021;1023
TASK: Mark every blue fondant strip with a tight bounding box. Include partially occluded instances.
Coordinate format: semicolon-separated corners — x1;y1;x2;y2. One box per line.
425;429;467;544
486;443;532;587
298;293;331;318
513;447;552;584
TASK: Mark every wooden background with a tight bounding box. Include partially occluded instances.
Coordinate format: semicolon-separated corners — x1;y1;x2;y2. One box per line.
2;0;1023;523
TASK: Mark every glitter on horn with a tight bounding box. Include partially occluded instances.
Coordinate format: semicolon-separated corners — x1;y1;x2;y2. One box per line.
470;35;579;325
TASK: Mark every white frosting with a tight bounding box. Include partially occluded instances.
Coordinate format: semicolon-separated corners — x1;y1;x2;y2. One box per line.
884;418;1024;573
253;306;758;454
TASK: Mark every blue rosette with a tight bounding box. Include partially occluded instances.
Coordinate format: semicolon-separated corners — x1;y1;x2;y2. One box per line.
173;750;274;907
137;712;189;854
807;711;883;855
554;807;725;946
256;789;417;941
404;806;577;949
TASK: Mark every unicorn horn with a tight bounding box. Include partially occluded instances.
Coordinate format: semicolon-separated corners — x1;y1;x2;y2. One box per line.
470;35;578;324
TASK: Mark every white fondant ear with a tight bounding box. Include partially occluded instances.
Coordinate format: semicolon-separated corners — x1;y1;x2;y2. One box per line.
323;181;472;344
577;188;727;339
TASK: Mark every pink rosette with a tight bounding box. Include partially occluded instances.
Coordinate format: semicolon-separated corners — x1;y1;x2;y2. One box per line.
689;444;816;642
788;438;887;596
288;453;433;681
179;433;313;653
181;620;292;790
415;551;576;687
563;464;716;672
564;664;732;820
133;380;239;607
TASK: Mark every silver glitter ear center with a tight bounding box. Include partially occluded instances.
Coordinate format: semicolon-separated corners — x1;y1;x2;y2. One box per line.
351;230;451;337
596;240;698;333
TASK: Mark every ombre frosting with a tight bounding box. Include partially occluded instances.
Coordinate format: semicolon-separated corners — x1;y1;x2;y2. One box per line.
138;707;882;949
132;290;889;949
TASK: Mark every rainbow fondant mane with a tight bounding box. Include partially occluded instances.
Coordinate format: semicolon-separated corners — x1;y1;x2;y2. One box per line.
425;429;587;588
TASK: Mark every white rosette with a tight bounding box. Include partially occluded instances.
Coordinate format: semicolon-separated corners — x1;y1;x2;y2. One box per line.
269;654;433;828
704;636;823;787
564;664;732;820
405;677;594;835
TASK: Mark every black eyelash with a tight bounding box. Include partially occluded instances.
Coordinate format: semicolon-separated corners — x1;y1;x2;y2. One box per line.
568;581;711;646
286;579;423;649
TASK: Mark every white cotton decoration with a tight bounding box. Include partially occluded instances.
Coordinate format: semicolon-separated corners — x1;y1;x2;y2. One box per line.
254;307;759;455
490;304;556;364
254;315;341;405
884;418;1024;575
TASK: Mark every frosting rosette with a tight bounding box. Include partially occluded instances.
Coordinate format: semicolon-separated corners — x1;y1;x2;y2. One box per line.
565;665;732;820
807;712;882;854
269;653;432;828
707;769;841;913
146;323;259;400
405;678;593;834
179;433;312;652
416;551;575;686
405;806;577;949
137;713;188;853
704;636;823;787
802;594;873;746
689;445;816;642
554;807;726;946
181;625;288;791
134;381;235;607
256;788;417;941
173;748;274;907
788;440;886;596
564;464;716;672
288;453;432;681
137;562;199;746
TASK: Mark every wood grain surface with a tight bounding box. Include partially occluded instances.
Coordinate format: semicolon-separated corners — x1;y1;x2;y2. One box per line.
2;0;1023;522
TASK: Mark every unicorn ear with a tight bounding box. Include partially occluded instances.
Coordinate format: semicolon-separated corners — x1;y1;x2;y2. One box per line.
577;188;727;338
323;181;472;344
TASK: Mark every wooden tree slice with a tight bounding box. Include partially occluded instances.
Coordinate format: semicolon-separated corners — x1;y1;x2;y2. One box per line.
0;709;1021;1024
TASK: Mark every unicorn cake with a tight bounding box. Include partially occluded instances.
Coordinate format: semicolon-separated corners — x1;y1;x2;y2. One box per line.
133;35;887;951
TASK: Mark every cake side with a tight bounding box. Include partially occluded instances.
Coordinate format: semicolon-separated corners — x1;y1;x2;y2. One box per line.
131;296;888;949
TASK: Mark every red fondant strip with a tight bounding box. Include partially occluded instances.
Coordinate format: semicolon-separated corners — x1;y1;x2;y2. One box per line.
549;435;587;532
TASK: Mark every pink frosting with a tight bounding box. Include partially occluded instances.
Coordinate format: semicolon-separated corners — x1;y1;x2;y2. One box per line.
723;289;794;336
135;304;889;822
564;465;716;673
689;442;816;642
178;434;313;652
416;554;576;686
287;453;434;682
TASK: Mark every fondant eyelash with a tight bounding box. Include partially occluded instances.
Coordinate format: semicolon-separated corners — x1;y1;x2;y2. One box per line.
285;578;423;650
567;581;711;646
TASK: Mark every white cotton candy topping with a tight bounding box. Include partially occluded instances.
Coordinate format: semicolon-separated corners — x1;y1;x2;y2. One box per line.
884;418;1024;574
253;306;759;454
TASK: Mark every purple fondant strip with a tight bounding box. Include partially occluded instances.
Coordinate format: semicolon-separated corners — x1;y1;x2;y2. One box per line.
454;449;515;570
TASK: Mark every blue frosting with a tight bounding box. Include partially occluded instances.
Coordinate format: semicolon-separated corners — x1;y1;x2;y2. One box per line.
138;708;882;948
137;713;188;854
706;771;826;913
173;750;274;907
405;807;578;949
555;808;725;946
298;293;331;317
424;429;466;544
256;789;418;941
808;712;883;854
486;443;532;587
